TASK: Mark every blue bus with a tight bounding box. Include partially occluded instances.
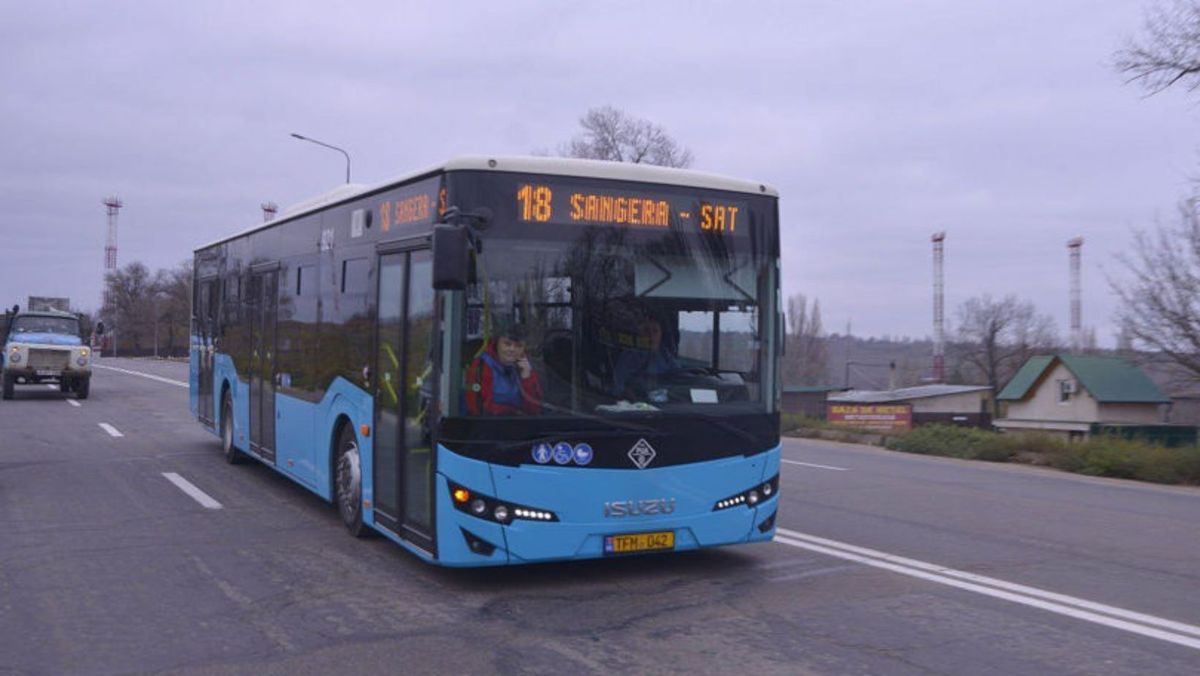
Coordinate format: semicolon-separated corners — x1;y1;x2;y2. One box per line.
191;156;781;565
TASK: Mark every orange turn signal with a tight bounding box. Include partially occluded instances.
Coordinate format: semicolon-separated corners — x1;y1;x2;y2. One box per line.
360;424;370;437
452;488;470;504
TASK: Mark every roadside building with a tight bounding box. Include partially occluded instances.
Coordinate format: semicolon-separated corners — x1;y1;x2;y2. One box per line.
994;354;1183;442
1167;391;1200;426
826;384;993;432
782;385;847;419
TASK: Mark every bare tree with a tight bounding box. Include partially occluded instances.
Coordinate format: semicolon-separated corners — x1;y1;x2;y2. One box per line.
955;294;1058;414
101;262;156;353
561;106;694;168
1112;200;1200;384
1116;0;1200;95
153;260;193;357
782;294;829;385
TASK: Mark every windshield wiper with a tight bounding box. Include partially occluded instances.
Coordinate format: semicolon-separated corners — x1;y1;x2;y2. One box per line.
538;400;656;433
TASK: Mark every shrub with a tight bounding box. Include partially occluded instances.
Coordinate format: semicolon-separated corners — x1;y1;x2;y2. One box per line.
887;424;1012;461
1050;437;1200;484
807;420;1200;486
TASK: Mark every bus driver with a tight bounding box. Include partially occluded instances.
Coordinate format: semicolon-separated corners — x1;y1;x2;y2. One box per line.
465;320;543;416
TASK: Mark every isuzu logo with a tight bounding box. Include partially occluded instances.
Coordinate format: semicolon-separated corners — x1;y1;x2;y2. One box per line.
627;438;657;469
603;498;677;518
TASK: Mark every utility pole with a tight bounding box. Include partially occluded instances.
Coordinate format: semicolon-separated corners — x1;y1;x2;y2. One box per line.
1068;237;1083;352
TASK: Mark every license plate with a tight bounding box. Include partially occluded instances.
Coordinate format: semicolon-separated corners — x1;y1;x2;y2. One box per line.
36;370;59;377
604;531;675;555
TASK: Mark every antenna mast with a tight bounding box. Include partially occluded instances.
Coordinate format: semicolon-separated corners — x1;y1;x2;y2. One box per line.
932;231;946;383
103;196;123;271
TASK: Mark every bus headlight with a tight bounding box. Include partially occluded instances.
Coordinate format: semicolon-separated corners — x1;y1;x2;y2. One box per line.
447;482;558;524
713;474;779;511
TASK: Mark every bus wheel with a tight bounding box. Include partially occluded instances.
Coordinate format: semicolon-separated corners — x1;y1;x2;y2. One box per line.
335;424;367;537
220;392;242;464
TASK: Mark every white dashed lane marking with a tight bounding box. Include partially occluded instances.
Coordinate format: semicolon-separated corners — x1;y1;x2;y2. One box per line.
98;423;123;438
66;399;81;407
162;473;223;509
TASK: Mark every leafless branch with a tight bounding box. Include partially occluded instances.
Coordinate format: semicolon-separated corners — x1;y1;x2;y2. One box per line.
1115;0;1200;95
558;105;694;168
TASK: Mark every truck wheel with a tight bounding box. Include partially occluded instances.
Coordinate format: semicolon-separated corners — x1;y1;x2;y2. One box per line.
2;374;13;400
335;423;368;538
60;378;71;394
76;377;90;400
220;392;243;464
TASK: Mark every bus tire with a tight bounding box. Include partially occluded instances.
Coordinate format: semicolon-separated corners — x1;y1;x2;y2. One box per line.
220;391;243;464
2;374;13;400
335;423;368;538
76;377;90;400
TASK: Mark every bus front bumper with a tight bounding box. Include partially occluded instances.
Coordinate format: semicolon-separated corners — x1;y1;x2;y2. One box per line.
432;445;780;567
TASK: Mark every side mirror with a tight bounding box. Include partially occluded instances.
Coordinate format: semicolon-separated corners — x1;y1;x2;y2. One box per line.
432;224;470;291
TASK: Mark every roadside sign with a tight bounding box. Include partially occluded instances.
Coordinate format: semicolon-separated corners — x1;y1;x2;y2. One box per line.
826;403;913;432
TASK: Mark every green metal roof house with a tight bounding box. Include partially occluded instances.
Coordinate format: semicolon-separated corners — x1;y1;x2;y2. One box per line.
994;354;1170;438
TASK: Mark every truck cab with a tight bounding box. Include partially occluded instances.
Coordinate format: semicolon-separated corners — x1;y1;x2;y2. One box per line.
2;310;92;399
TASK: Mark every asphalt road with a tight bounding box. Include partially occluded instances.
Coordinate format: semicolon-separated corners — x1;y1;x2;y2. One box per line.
1;357;1198;675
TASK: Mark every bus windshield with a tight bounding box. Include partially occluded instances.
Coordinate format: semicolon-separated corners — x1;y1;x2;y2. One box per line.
448;227;775;422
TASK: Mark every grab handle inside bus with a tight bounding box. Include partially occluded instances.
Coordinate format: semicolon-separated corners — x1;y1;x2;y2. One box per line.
432;223;470;290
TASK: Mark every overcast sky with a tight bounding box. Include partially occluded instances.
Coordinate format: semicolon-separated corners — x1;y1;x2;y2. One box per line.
2;1;1195;346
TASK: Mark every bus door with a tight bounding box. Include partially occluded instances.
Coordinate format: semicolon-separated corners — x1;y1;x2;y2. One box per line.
248;266;279;462
373;247;435;550
197;277;219;425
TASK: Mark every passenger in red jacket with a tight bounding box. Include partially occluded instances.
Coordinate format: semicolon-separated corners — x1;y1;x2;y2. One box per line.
465;323;543;415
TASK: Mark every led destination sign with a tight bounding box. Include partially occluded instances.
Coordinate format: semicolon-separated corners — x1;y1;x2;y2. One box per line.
516;183;746;235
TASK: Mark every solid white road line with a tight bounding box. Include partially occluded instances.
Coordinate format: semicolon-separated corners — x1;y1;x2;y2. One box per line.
774;527;1200;651
98;422;123;438
780;459;849;471
66;399;81;408
778;528;1200;638
162;472;223;510
93;363;188;388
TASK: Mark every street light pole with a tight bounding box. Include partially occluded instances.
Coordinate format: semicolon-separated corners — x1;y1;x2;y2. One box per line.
290;132;351;184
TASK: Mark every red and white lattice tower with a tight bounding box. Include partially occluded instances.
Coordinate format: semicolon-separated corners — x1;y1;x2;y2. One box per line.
103;196;122;271
1068;237;1083;351
932;232;946;383
261;201;278;222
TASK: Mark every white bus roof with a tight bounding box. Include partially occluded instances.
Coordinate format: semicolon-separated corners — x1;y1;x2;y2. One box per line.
197;155;778;251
